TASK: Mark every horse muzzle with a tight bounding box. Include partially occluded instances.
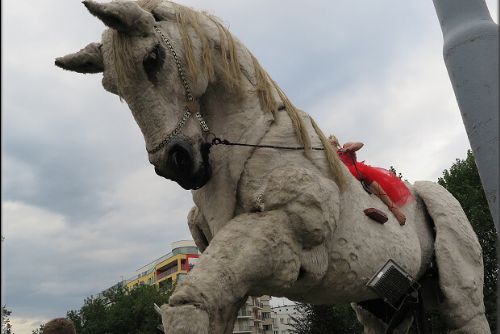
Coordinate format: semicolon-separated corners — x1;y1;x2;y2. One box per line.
153;138;212;190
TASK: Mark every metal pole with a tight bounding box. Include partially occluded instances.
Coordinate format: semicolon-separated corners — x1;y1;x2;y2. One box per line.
432;0;499;232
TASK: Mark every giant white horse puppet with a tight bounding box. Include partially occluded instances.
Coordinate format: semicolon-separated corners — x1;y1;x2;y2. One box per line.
56;1;490;333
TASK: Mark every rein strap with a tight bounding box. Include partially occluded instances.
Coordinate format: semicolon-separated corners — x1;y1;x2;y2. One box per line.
211;137;325;151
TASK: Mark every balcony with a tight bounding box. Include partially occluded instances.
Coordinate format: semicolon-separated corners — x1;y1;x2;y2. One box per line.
172;246;199;255
247;297;263;309
263;324;273;331
233;320;252;333
251;302;263;310
157;264;178;280
237;310;252;318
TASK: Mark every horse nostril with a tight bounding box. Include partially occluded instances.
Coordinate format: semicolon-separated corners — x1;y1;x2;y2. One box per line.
172;150;184;168
168;144;192;172
155;140;211;189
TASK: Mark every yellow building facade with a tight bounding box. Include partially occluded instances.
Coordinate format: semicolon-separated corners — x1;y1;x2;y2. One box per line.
125;240;200;290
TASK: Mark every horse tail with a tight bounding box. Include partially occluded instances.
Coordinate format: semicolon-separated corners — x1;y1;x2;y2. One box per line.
414;181;490;333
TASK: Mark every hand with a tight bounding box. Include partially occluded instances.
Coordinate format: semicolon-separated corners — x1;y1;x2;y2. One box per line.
340;146;352;152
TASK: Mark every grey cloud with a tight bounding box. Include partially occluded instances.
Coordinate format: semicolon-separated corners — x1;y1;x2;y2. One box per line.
3;170;193;320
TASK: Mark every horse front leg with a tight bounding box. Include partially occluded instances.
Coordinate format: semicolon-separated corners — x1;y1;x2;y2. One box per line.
160;210;301;334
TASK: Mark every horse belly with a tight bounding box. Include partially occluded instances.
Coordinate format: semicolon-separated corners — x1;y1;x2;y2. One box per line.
307;192;433;304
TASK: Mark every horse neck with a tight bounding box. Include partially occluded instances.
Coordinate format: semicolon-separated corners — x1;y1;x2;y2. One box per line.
191;59;278;234
201;62;277;144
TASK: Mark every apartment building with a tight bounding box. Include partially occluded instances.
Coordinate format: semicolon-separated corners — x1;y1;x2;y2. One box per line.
233;295;280;334
233;296;263;333
272;305;300;334
261;295;279;334
125;240;200;289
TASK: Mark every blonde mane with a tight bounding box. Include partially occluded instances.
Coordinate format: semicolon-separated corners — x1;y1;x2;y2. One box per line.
112;0;345;190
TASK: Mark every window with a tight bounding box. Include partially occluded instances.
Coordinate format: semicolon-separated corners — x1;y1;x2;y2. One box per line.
280;318;284;324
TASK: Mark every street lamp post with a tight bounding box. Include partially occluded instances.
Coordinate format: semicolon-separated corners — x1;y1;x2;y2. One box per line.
432;0;499;232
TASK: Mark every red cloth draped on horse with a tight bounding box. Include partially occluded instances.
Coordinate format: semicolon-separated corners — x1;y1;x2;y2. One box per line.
337;149;412;207
329;136;413;225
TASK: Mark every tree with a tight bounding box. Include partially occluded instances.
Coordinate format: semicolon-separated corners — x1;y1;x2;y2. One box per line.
389;165;408;182
31;324;44;334
437;149;497;331
389;166;403;180
289;303;362;334
2;306;13;334
34;284;173;334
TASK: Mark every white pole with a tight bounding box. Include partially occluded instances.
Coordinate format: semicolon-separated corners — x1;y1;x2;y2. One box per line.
432;0;499;232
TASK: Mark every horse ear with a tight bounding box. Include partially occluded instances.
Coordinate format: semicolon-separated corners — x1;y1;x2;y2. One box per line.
83;0;155;37
55;42;103;74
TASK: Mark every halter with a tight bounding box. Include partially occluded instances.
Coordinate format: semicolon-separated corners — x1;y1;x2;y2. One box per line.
147;26;210;155
148;25;326;154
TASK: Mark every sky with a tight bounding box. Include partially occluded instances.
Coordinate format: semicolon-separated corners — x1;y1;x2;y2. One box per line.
2;0;498;333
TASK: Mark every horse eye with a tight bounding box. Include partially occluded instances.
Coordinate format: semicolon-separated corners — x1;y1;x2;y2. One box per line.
143;44;165;84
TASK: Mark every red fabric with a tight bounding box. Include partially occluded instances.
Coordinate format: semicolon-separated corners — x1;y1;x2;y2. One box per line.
337;150;413;207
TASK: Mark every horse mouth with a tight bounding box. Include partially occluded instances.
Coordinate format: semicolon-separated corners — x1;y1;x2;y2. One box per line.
156;162;212;190
153;139;213;190
177;163;212;190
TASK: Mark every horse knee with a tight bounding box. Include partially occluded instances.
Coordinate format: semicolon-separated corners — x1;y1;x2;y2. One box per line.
160;304;210;334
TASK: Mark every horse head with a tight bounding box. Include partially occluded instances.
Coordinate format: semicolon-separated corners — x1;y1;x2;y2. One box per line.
55;0;346;193
56;0;215;190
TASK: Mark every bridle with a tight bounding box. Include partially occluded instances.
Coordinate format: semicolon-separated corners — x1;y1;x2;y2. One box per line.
146;25;210;155
147;25;326;154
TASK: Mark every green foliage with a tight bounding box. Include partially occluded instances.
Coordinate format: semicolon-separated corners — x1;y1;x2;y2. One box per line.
289;303;362;334
2;306;13;334
389;166;402;179
64;284;172;334
389;165;407;182
438;149;497;331
31;324;44;334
